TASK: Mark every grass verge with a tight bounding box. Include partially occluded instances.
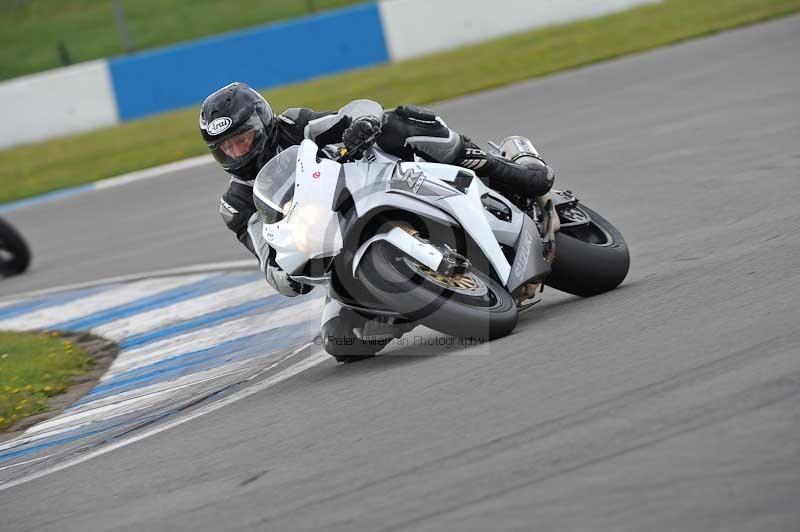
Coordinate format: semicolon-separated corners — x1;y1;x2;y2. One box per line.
0;331;93;431
0;0;365;81
1;0;798;205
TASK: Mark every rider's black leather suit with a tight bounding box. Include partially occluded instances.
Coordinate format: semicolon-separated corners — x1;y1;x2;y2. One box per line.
218;100;555;295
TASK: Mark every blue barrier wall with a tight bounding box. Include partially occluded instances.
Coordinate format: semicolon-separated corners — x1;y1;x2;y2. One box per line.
109;3;388;121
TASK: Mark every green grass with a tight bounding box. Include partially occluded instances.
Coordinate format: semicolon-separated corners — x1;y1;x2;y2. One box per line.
0;331;93;431
0;0;365;80
1;0;798;205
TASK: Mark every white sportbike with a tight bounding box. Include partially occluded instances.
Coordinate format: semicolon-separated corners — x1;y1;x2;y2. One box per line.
254;137;629;362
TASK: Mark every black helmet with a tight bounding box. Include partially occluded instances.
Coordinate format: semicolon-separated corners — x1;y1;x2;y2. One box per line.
200;82;277;181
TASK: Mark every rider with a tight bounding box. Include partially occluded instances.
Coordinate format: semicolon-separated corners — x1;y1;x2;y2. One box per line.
200;82;555;298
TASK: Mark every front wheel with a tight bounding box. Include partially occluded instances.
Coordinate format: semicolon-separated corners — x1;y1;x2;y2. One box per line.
357;241;518;341
0;217;31;276
546;205;629;297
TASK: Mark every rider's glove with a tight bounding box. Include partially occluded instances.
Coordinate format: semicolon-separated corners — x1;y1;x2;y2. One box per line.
265;262;314;297
287;274;315;296
342;116;382;157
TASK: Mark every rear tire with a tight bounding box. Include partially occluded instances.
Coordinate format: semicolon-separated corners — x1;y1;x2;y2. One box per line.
546;205;629;297
0;217;31;276
358;241;518;341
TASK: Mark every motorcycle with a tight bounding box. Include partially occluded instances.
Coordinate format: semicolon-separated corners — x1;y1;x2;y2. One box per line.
253;137;629;361
0;216;31;277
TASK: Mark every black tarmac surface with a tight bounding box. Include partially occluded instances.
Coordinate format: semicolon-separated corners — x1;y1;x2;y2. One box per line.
1;16;799;532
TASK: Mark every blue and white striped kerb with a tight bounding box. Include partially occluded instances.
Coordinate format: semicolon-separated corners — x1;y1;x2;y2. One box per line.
0;271;324;485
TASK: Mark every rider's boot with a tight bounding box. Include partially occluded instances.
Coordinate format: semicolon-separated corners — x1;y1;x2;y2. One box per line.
456;136;559;225
320;299;384;362
454;136;555;208
320;299;414;362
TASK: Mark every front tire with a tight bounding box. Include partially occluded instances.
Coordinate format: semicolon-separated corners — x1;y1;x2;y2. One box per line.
546;205;629;297
0;217;31;276
357;241;518;341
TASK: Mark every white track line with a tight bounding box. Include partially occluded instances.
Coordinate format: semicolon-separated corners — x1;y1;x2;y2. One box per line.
0;455;53;473
0;156;215;215
1;346;313;450
0;274;211;331
0;297;26;310
5;358;271;448
0;346;326;492
13;360;265;444
91;156;214;190
0;260;256;304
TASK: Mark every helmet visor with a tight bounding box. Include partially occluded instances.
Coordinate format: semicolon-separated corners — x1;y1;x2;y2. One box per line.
208;114;266;170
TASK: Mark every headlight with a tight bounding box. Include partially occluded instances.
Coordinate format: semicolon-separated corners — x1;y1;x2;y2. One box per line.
291;206;324;254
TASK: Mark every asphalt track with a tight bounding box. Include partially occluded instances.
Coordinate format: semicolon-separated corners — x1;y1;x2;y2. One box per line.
2;15;800;531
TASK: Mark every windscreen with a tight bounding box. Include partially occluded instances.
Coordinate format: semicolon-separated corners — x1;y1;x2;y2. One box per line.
254;146;299;214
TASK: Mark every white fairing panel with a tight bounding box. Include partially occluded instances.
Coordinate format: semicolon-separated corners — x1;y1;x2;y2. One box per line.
442;179;513;283
262;140;343;274
393;162;514;283
257;141;520;285
408;162;523;247
398;161;463;182
401;163;511;283
352;227;444;278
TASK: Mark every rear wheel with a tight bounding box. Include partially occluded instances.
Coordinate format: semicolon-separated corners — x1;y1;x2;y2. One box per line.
546;205;629;297
357;241;518;341
0;217;31;276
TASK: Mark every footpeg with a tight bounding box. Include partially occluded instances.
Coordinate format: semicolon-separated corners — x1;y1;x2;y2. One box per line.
514;282;542;312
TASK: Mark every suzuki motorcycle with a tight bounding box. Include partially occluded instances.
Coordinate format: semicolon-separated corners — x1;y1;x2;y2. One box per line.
254;137;629;361
0;216;31;277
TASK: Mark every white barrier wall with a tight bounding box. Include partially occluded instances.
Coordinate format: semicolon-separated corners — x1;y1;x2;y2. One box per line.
379;0;660;61
0;61;118;149
0;1;661;150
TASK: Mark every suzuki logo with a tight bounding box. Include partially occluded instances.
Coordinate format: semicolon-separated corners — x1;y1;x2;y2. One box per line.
513;230;534;279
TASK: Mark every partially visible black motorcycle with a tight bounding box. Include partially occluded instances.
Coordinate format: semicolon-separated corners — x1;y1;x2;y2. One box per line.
0;216;31;276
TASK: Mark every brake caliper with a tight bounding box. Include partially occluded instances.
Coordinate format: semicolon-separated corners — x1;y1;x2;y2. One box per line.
394;222;471;277
438;244;471;277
